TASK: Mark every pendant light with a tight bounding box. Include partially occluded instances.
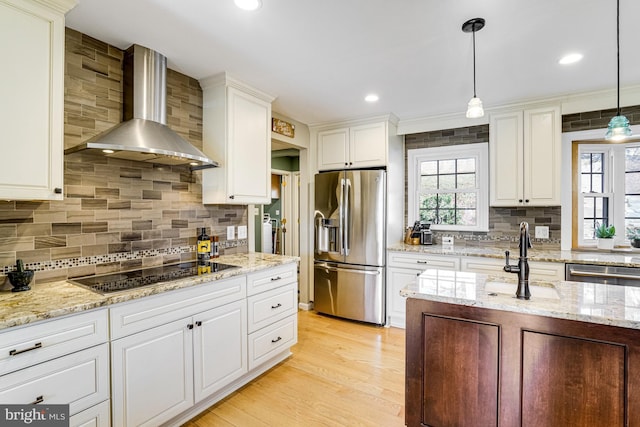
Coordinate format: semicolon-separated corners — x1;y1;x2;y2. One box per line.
462;18;485;119
605;0;632;141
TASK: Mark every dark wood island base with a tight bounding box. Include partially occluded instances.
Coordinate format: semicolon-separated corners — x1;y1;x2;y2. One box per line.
405;297;640;427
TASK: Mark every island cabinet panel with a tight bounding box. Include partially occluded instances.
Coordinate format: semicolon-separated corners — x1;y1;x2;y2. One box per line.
421;314;499;427
521;331;625;427
406;298;640;427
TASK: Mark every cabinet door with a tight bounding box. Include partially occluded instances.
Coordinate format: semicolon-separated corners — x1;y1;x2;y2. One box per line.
317;128;348;171
524;106;561;206
69;400;110;427
0;0;65;200
386;267;422;329
490;111;524;206
521;331;625;426
227;86;271;204
349;122;387;168
193;300;247;402
111;319;194;427
419;314;500;427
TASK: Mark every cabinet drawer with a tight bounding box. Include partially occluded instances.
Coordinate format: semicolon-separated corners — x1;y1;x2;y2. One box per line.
110;275;246;339
247;282;297;333
69;400;110;427
388;252;459;270
248;314;297;370
247;263;297;296
0;343;110;416
0;309;108;375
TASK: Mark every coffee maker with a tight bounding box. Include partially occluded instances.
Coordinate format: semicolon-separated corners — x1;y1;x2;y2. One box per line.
419;221;433;245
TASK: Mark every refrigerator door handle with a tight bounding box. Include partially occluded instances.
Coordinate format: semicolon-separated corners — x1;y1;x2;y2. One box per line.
344;178;351;256
339;178;345;255
315;263;381;276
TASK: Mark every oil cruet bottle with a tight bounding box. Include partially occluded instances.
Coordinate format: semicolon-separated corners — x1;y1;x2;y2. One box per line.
197;228;211;274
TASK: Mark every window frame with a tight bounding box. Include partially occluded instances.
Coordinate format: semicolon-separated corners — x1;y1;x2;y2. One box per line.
407;143;489;232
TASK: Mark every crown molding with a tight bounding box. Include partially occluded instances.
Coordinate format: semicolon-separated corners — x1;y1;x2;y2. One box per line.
199;72;276;103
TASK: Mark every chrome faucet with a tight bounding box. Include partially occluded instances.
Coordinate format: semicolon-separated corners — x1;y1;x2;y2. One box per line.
503;222;533;300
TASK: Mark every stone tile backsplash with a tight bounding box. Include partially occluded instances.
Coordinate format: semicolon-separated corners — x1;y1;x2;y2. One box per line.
0;29;247;285
404;124;562;247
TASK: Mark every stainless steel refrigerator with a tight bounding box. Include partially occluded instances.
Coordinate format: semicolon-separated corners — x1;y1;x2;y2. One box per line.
313;169;386;325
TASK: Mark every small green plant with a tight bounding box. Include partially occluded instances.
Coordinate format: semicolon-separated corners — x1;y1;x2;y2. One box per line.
595;222;616;239
627;226;640;240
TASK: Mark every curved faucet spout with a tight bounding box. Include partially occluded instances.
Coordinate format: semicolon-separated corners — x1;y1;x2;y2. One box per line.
503;221;532;300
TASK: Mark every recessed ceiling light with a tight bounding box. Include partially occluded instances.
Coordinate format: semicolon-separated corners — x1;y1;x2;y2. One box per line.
559;53;583;65
102;149;114;154
234;0;262;11
189;162;198;166
365;94;379;103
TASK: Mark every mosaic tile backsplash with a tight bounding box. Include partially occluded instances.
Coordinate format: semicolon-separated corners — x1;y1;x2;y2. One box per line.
0;29;247;285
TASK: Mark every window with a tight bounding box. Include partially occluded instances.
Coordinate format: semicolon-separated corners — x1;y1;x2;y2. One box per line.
575;142;640;246
408;143;488;232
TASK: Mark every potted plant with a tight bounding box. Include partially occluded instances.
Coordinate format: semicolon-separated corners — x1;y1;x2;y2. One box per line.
627;227;640;248
595;222;616;250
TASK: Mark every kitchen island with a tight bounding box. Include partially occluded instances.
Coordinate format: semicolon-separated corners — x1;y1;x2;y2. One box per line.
403;269;640;427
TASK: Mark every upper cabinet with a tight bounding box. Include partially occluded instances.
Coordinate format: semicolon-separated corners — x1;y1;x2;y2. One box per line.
0;0;75;200
489;105;561;207
317;121;387;170
200;73;275;205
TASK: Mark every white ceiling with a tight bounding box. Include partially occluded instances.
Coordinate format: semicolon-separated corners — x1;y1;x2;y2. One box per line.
65;0;640;126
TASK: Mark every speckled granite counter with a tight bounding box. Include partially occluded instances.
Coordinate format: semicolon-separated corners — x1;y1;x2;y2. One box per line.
388;242;640;267
0;253;298;331
401;269;640;329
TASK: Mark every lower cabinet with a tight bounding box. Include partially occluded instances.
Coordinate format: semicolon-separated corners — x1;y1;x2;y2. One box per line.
111;301;247;427
406;297;639;426
69;400;111;427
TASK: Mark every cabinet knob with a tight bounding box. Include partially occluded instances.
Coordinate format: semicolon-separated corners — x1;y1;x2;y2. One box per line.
195;321;202;327
349;162;353;166
187;324;194;330
525;199;530;203
229;195;235;200
345;162;348;166
416;260;428;264
54;187;62;194
519;199;523;203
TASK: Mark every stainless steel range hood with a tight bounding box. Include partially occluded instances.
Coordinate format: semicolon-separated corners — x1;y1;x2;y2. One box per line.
65;45;218;169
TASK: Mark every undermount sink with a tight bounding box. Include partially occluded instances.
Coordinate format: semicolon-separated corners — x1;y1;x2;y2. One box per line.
484;280;560;300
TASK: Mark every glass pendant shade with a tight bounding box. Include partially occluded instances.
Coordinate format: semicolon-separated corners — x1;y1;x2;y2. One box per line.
466;97;484;118
605;115;632;141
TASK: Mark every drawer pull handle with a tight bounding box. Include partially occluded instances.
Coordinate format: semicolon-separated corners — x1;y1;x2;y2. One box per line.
31;396;44;405
9;342;42;356
270;276;282;281
195;321;202;327
271;336;282;343
416;260;428;264
271;303;282;309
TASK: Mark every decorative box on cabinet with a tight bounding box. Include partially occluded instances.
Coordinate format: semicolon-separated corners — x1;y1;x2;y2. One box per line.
317;121;387;171
200;72;275;204
109;275;247;427
489;105;561;206
0;309;109;421
0;0;74;200
386;251;459;328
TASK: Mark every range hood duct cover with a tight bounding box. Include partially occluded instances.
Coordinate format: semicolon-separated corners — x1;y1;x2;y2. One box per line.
64;45;218;169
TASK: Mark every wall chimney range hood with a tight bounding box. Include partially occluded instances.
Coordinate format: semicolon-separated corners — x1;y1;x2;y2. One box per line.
65;45;218;169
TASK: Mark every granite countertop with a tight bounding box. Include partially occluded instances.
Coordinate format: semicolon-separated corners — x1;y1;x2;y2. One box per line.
388;242;640;267
0;253;299;331
401;268;640;330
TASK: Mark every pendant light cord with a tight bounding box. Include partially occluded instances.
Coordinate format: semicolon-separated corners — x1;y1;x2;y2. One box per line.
472;28;477;98
616;0;621;116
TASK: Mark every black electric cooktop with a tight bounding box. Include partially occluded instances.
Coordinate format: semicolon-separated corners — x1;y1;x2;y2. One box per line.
70;261;239;294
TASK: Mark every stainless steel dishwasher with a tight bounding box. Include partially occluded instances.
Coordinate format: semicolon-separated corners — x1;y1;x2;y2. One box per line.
565;263;640;286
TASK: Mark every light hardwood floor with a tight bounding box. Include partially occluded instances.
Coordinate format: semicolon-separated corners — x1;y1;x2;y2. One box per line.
184;310;406;427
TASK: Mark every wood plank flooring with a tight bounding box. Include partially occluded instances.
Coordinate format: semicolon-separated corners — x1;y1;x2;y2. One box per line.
184;310;406;427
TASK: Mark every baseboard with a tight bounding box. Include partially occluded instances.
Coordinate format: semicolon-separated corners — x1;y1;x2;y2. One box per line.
298;301;313;311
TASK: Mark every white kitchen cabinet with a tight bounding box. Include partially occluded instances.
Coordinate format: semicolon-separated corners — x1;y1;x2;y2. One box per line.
386;252;459;328
489;105;561;206
110;276;247;426
201;72;275;204
0;0;73;200
69;400;110;427
317;121;387;170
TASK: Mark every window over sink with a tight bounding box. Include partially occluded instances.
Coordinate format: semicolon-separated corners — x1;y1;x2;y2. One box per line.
408;143;489;232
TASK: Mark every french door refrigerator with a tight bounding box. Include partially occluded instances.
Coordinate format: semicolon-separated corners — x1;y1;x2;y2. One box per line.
314;169;386;325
